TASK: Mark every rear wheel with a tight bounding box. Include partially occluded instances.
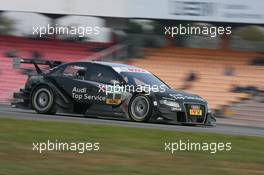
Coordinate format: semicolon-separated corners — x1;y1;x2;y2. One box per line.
128;94;152;122
32;86;57;114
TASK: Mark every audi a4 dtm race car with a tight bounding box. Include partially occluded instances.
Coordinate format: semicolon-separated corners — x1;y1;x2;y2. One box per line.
12;58;216;126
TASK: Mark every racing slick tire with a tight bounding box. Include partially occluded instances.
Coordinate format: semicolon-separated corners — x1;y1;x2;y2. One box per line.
31;85;57;114
128;94;152;122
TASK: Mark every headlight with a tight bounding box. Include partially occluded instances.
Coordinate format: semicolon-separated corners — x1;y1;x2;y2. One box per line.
207;103;212;113
159;100;180;108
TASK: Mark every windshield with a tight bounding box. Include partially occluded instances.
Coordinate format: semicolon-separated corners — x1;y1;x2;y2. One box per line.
120;72;170;89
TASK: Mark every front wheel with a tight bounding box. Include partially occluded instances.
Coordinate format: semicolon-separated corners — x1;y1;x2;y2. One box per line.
31;85;57;114
128;94;152;122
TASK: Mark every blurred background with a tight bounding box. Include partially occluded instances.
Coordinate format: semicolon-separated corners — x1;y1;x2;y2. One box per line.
0;0;263;125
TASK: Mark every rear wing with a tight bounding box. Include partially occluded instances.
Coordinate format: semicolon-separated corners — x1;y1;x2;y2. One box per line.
13;58;63;74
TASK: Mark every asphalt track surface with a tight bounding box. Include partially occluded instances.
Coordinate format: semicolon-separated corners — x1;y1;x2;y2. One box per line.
0;105;263;137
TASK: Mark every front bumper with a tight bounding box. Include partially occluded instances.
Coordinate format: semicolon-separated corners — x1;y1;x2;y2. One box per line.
156;103;216;125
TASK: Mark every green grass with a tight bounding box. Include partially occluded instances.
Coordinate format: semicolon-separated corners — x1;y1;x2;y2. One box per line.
0;118;263;175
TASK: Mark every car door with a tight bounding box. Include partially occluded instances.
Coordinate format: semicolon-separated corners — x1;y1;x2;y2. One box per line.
86;64;123;106
53;63;96;103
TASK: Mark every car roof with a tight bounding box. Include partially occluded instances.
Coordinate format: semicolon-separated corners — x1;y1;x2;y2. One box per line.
64;61;140;69
96;61;143;69
60;61;150;74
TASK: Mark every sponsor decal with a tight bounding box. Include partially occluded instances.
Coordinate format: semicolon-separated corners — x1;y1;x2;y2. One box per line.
71;87;105;101
169;93;206;102
106;99;121;105
112;67;150;74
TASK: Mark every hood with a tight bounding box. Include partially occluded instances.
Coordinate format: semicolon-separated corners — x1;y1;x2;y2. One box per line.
155;88;207;103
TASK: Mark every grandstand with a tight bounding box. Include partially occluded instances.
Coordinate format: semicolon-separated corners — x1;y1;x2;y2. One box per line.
124;47;264;112
227;93;264;120
0;35;112;60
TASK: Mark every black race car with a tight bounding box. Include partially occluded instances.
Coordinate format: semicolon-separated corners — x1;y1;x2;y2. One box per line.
12;58;216;125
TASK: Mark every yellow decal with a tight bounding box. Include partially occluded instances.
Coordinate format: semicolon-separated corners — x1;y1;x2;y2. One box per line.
106;99;121;105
